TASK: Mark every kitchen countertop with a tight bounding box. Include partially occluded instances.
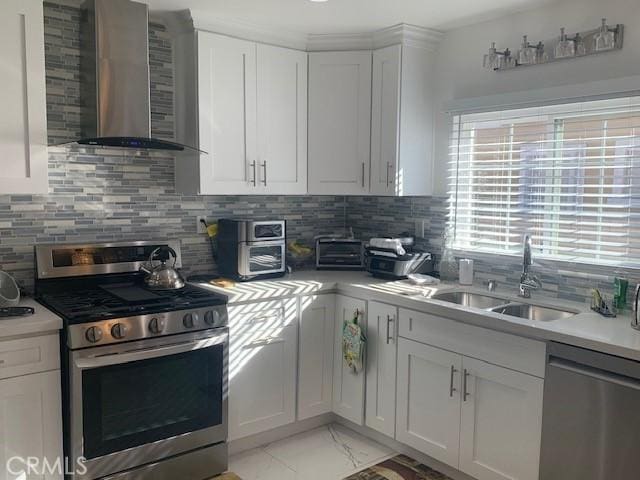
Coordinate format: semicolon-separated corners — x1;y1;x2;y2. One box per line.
195;270;640;362
0;298;63;340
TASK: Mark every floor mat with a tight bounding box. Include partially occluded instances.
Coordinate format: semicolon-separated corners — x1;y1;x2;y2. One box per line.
213;473;242;480
343;454;453;480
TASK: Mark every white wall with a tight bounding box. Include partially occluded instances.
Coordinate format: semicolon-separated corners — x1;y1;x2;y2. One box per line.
432;0;640;195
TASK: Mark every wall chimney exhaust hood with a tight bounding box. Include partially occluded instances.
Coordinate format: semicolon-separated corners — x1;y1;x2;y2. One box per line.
59;0;202;153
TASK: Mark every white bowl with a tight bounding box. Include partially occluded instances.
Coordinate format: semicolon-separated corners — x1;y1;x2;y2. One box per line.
0;271;20;307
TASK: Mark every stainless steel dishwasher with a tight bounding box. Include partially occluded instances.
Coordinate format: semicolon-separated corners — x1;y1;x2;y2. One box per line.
540;342;640;479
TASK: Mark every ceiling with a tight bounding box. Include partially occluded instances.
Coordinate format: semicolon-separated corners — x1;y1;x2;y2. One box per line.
143;0;557;35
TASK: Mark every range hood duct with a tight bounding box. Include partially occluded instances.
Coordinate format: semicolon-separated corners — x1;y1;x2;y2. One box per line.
70;0;199;152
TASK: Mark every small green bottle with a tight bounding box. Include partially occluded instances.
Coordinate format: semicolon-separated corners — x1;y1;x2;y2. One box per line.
614;277;628;311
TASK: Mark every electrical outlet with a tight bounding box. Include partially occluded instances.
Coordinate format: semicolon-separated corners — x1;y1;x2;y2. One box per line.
196;216;207;234
414;219;426;238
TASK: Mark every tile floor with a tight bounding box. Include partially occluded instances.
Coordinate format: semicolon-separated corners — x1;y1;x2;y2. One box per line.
228;424;395;480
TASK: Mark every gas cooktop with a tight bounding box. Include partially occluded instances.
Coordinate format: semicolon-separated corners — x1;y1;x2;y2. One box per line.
36;273;226;325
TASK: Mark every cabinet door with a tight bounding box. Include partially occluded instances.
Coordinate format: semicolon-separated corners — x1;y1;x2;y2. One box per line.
370;45;401;196
229;324;297;440
256;45;307;194
396;338;462;468
298;295;335;420
197;32;257;195
332;295;367;424
459;357;544;480
308;52;372;195
365;301;397;437
0;371;63;480
0;0;47;194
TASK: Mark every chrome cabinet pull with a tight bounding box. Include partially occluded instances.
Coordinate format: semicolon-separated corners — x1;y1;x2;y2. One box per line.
261;161;267;186
449;365;458;397
463;369;470;401
386;162;391;187
250;160;257;186
386;315;394;344
361;162;365;188
243;336;285;349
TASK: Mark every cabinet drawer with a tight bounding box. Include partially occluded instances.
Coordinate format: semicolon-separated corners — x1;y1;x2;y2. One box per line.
398;309;546;378
228;298;297;335
0;334;60;380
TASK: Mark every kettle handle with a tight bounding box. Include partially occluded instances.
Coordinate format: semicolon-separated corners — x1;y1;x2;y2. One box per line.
634;284;640;317
148;246;178;266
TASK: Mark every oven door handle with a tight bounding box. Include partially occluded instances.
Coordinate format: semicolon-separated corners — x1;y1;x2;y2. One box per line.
73;334;228;370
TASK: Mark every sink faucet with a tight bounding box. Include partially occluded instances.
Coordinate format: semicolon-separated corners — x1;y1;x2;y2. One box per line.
519;235;542;298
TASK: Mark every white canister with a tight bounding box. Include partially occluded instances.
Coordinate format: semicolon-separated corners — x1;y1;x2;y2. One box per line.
459;259;474;285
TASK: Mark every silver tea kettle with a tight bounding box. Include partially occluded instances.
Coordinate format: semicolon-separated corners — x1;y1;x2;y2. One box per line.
139;246;185;290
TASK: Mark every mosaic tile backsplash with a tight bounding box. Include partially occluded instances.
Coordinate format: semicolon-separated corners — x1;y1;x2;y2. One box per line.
1;0;635;305
0;1;346;292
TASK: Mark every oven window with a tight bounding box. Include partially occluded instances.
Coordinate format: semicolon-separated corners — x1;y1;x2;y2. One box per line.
249;245;283;272
82;346;223;460
253;223;283;239
318;242;362;265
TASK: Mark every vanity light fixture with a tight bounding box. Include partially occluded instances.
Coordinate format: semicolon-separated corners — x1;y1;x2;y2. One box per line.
484;18;624;71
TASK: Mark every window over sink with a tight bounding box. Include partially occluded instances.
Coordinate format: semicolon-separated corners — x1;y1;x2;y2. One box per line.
448;95;640;268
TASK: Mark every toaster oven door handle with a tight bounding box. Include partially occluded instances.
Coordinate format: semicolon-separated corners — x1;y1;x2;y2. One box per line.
73;333;228;370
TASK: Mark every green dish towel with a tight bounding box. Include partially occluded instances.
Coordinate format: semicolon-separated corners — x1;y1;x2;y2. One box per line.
342;309;366;373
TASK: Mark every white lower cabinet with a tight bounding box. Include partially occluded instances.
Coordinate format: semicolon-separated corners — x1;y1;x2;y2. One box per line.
365;301;397;437
396;315;544;480
228;300;298;440
0;370;63;480
459;357;543;480
298;295;335;420
332;295;367;425
396;338;462;467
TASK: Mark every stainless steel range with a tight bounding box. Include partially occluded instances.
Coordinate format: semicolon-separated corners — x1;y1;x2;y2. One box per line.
34;241;229;480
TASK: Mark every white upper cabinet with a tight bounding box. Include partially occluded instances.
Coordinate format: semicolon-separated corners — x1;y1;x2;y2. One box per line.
370;45;401;196
256;44;308;194
175;32;307;195
308;52;372;195
370;44;435;196
194;32;257;195
0;0;48;194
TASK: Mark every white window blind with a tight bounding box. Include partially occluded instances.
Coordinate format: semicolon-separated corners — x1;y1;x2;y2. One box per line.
449;96;640;268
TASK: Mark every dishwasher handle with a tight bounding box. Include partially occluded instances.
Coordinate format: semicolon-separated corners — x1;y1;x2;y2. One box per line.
548;341;640;382
549;356;640;392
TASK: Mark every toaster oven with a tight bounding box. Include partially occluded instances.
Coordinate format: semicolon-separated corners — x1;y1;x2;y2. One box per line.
217;220;286;281
316;238;364;270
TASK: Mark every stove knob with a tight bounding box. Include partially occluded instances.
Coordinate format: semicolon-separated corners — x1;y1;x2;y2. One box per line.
183;313;196;329
148;317;166;334
85;326;103;344
204;310;220;326
111;323;128;340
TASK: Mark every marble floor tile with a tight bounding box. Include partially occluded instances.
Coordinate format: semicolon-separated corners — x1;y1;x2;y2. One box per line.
228;447;296;480
261;424;394;480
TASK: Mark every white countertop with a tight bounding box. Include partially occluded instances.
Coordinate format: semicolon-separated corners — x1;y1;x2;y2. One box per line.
195;270;640;362
0;298;63;340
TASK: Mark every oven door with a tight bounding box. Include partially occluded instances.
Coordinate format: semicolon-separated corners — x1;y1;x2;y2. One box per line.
69;329;228;479
238;241;286;277
247;220;285;242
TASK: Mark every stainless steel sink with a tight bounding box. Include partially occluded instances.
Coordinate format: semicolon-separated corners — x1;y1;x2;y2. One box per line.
490;303;576;321
431;291;509;309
